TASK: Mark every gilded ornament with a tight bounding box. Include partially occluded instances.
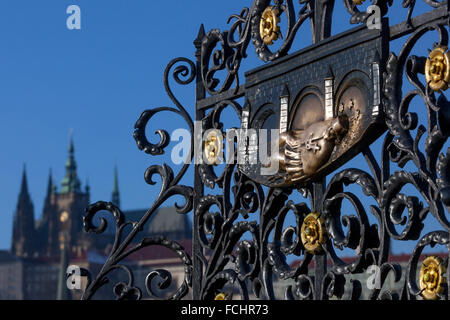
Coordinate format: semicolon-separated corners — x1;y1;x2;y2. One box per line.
425;46;450;92
300;212;327;254
214;292;232;300
419;256;447;300
204;130;222;165
260;6;281;46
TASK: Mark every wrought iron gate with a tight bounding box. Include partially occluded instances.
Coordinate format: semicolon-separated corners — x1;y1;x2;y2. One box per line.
80;0;450;300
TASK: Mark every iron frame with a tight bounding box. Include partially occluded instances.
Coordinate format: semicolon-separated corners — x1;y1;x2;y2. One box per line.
80;0;450;300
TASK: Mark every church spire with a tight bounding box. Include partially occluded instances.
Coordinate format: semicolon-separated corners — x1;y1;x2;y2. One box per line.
20;164;29;196
45;168;53;199
111;165;120;208
42;168;54;218
61;133;81;194
12;164;35;257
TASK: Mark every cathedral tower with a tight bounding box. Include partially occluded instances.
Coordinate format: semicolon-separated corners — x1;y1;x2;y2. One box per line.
44;136;90;257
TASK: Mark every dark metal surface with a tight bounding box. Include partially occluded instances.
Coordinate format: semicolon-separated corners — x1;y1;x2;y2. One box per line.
81;0;450;300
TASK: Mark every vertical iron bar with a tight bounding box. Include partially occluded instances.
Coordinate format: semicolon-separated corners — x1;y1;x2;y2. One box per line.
192;24;206;300
312;0;334;44
312;178;326;299
310;0;333;295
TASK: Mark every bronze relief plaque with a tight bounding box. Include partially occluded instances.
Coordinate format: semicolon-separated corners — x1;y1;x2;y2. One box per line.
238;24;388;188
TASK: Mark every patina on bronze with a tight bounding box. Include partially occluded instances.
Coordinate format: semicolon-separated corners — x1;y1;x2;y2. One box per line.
239;23;386;188
267;114;349;184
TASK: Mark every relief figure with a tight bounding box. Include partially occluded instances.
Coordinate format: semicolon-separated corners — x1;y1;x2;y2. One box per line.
266;114;349;184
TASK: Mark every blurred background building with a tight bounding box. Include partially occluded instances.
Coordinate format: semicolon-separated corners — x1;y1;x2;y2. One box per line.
0;138;192;299
1;137;443;300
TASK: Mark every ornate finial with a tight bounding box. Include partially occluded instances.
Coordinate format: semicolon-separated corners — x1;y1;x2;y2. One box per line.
194;24;206;55
419;256;447;300
301;212;327;254
194;24;205;44
426;45;450;92
260;6;281;46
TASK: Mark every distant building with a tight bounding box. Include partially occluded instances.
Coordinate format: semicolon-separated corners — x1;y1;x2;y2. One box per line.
0;137;192;300
0;251;23;299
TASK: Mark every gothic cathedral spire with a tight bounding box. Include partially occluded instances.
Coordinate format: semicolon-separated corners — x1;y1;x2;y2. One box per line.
12;164;35;257
42;168;56;223
45;168;54;202
61;133;81;194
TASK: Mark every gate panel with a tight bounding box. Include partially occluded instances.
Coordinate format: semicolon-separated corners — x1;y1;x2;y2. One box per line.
80;1;450;301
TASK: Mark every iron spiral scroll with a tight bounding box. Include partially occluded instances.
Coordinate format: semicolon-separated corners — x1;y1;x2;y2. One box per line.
80;0;450;300
80;58;196;300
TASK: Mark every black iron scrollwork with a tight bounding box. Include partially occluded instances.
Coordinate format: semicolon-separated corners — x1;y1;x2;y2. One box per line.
82;0;450;300
81;58;196;300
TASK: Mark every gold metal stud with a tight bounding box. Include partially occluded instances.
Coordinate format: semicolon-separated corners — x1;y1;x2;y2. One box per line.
260;6;281;46
425;46;450;92
300;212;327;254
214;292;232;300
352;0;366;5
204;130;222;165
419;256;447;300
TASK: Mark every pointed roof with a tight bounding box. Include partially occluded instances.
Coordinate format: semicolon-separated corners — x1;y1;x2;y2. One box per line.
42;169;55;218
280;84;290;98
12;164;35;256
325;65;334;80
61;133;81;194
17;164;33;209
20;164;29;197
45;168;53;199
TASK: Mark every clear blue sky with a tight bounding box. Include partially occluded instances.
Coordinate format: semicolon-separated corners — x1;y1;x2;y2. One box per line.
0;0;248;249
0;0;446;260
